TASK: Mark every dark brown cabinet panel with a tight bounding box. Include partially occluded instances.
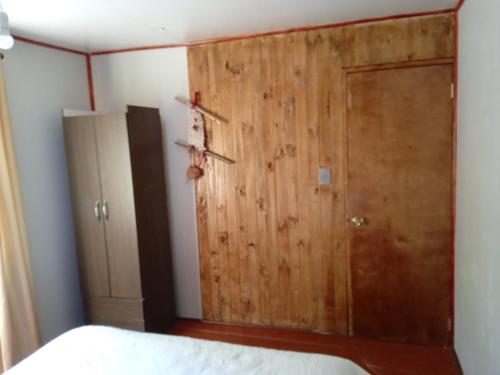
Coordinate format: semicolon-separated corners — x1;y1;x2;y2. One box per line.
64;106;175;332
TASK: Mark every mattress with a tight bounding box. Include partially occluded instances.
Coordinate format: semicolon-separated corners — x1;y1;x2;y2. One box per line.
5;326;369;375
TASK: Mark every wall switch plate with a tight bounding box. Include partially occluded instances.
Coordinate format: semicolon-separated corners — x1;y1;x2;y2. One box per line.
319;168;332;186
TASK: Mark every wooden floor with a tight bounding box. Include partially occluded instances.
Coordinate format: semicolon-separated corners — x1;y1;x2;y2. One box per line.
168;319;461;375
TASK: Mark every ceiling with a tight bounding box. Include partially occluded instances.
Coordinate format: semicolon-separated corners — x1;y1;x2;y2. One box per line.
3;0;458;53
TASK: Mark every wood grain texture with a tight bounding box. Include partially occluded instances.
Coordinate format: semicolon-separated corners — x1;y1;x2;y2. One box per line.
188;14;454;334
86;297;145;331
95;114;142;299
63;116;110;298
345;63;453;345
168;319;462;375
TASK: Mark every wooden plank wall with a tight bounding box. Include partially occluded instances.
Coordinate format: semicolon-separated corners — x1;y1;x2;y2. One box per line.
187;14;454;334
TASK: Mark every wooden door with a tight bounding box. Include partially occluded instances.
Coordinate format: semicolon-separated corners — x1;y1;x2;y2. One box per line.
95;114;142;299
63;116;110;298
345;63;453;345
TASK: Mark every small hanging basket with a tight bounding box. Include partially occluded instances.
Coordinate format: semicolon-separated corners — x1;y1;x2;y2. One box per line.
187;149;206;180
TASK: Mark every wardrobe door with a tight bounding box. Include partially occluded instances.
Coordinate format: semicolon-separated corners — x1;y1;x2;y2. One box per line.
63;116;110;298
95;114;142;299
345;63;453;345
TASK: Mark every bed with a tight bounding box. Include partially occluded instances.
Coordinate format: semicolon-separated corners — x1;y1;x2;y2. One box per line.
5;326;369;375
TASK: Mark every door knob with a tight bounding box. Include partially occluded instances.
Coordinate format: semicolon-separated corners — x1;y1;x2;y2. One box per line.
350;216;366;227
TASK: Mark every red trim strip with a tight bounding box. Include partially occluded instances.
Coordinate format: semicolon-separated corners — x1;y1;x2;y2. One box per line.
12;4;464;58
449;10;459;348
12;35;87;56
91;7;457;55
85;54;96;111
455;0;465;11
13;35;95;111
91;43;186;56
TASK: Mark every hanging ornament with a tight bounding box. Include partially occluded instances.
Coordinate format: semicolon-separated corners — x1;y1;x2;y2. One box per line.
186;92;207;179
174;91;235;180
187;108;206;152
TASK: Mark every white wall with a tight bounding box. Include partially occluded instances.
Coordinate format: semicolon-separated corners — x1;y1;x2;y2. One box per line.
2;42;90;341
455;1;500;374
92;48;202;319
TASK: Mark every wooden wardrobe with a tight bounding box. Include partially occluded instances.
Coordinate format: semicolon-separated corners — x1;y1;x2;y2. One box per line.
63;106;175;332
188;13;455;345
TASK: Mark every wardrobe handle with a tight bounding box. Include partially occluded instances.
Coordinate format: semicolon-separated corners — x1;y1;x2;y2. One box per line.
94;201;101;221
102;200;109;220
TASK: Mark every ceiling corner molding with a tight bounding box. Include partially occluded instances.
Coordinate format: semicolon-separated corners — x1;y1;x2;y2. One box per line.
455;0;465;11
12;34;88;55
90;7;457;56
10;6;460;57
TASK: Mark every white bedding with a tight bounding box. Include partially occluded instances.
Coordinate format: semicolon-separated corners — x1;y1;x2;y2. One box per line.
6;326;369;375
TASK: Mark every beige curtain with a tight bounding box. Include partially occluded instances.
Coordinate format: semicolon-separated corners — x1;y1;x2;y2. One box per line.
0;63;40;371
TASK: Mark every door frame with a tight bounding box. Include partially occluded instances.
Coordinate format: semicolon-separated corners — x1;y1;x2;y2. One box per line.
340;58;456;338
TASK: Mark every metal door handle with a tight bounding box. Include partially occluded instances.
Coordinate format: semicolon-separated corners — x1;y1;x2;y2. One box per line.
94;200;101;220
102;200;109;220
350;216;366;227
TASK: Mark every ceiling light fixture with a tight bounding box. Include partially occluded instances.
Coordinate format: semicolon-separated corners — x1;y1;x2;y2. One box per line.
0;9;14;50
